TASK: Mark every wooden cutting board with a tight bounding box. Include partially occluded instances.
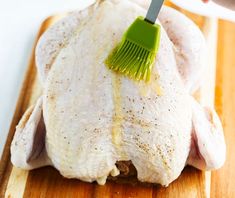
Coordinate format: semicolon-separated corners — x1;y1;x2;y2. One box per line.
1;2;235;198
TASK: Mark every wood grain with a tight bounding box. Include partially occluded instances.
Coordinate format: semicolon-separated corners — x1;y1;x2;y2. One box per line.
211;19;235;198
0;18;43;196
22;167;206;198
0;3;234;198
0;15;208;198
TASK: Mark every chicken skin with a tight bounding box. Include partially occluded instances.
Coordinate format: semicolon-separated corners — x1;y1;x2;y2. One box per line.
11;0;225;186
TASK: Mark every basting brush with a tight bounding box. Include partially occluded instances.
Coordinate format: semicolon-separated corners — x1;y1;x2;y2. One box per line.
105;0;164;82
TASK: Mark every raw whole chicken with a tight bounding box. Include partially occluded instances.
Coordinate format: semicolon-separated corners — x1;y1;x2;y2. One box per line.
10;0;226;186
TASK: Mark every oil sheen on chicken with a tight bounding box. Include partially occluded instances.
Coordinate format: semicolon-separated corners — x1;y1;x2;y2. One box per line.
11;0;226;186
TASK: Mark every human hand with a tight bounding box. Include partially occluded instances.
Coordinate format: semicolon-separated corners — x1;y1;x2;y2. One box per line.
202;0;235;10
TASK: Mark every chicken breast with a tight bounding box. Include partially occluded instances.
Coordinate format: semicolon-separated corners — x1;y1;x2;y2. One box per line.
11;0;226;186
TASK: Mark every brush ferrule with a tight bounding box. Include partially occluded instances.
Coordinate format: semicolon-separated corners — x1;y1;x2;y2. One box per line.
145;0;164;24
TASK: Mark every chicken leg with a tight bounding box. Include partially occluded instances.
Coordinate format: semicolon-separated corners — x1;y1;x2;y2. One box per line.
188;98;226;170
11;97;51;169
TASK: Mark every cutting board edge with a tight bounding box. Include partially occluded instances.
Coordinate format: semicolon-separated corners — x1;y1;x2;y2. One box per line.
0;13;218;198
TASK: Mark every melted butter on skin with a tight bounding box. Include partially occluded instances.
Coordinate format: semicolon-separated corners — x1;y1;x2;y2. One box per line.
97;175;107;185
156;147;171;180
48;19;92;172
57;22;101;173
111;74;128;160
137;71;163;97
96;166;120;185
110;166;120;177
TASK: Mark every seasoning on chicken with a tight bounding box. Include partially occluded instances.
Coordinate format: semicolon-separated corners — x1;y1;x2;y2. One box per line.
11;0;226;186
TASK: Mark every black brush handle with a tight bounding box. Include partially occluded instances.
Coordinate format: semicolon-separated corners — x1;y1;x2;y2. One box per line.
145;0;165;24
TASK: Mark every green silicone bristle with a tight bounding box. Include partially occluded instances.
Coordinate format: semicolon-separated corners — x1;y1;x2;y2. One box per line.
105;16;161;82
